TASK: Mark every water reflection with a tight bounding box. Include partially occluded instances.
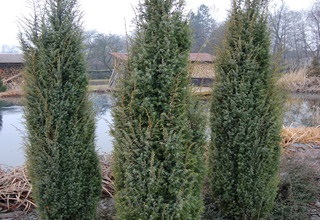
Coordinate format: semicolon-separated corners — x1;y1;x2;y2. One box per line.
90;93;114;116
0;113;2;132
0;99;23;134
284;94;320;127
0;104;25;167
0;93;319;167
0;94;114;167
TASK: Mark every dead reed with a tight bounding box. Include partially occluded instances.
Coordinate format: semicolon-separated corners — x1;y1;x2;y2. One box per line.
100;153;114;198
0;165;34;213
277;69;320;93
1;127;319;214
0;153;114;214
277;69;308;92
0;89;23;98
281;126;320;147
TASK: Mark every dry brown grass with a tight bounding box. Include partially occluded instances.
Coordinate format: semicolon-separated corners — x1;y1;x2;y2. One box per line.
0;166;34;212
1;127;319;214
100;154;114;198
0;89;23;98
277;69;320;93
281;126;320;148
277;69;308;91
0;153;114;214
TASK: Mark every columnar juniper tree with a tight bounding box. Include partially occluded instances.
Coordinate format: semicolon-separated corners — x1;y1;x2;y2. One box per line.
210;0;283;219
112;0;206;219
0;79;6;92
20;0;101;219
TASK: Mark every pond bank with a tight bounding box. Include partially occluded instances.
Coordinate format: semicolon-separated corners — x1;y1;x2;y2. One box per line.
0;153;114;218
285;77;320;94
1;142;319;219
0;89;23;98
1;75;319;98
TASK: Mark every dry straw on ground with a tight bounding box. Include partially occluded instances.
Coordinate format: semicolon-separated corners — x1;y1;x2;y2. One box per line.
1;128;319;214
0;166;34;212
281;126;320;147
0;153;114;214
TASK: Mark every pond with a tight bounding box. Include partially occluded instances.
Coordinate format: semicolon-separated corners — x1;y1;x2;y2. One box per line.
0;93;319;167
284;93;320;127
0;94;114;167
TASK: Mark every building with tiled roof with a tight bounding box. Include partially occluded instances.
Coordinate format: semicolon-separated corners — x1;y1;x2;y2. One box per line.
110;52;215;87
0;54;24;64
0;54;24;90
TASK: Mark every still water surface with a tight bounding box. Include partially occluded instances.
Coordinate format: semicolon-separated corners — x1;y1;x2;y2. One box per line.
0;93;319;167
0;94;113;167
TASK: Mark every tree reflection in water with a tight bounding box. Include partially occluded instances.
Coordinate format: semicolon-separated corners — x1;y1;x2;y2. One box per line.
0;113;2;132
89;93;114;116
0;100;4;133
285;94;320;127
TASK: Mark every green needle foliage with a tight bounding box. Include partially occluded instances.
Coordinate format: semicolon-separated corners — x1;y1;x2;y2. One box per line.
20;0;101;219
209;0;283;219
111;0;206;219
0;79;6;92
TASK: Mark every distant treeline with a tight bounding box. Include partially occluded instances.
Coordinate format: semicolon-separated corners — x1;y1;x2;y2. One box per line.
83;1;320;73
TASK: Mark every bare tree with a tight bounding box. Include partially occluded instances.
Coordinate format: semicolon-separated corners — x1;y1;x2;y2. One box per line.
269;1;315;71
269;0;289;57
307;0;320;59
84;32;126;71
306;0;320;75
1;45;20;53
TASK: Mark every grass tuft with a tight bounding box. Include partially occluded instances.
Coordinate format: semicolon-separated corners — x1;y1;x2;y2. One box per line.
282;126;320;148
277;69;309;91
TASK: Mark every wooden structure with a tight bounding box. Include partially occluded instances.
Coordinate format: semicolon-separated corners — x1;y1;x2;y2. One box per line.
189;53;215;86
109;52;215;88
0;54;24;90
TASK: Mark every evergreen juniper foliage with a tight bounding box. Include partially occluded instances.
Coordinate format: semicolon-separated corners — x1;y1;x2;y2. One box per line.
111;0;206;219
20;0;101;219
0;79;6;92
209;0;283;219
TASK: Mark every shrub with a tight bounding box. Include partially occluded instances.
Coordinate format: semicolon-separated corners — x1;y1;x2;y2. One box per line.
20;0;101;219
209;0;283;219
0;79;6;92
112;0;206;219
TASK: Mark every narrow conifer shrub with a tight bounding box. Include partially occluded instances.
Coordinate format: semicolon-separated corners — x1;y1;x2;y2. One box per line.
209;0;283;219
111;0;206;219
0;79;6;92
20;0;101;219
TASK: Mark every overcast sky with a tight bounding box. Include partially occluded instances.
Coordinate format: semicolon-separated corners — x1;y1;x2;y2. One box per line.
0;0;315;48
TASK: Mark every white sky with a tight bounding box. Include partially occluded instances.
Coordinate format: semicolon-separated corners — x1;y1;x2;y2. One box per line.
0;0;315;47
